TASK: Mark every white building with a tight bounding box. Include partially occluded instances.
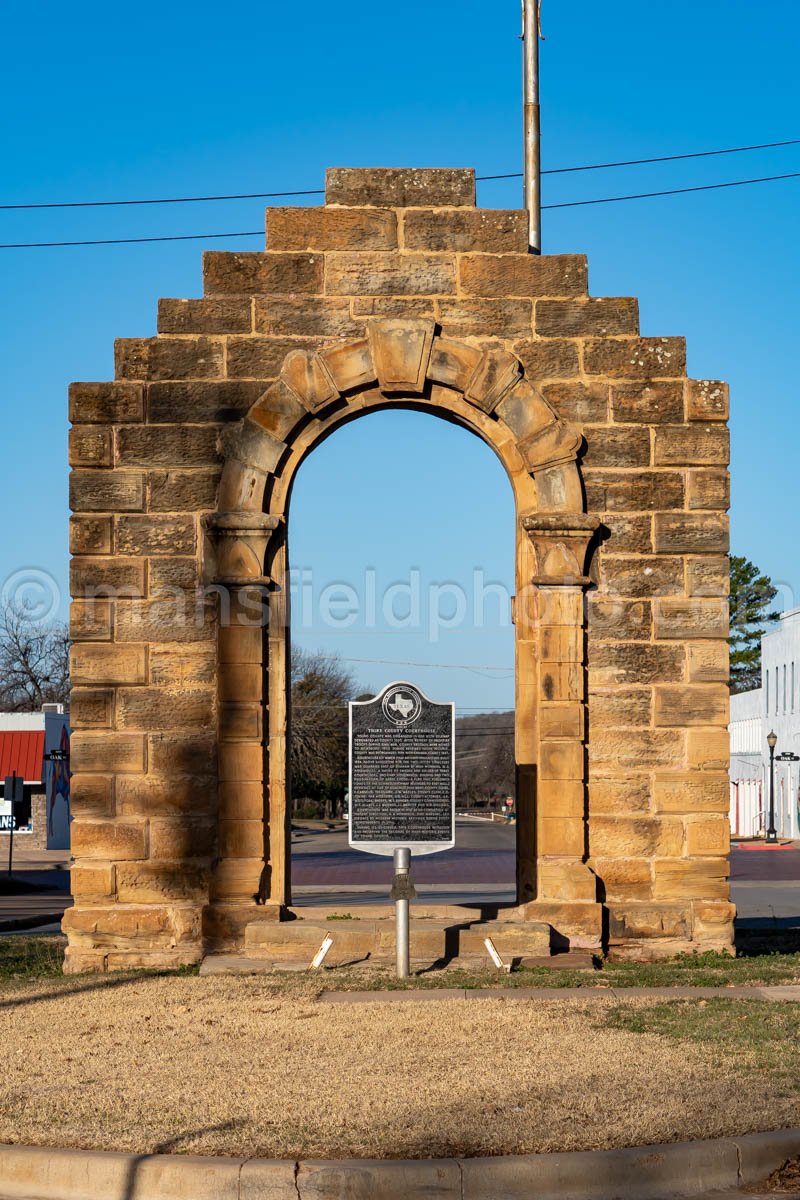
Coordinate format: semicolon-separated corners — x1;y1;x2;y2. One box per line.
728;607;800;840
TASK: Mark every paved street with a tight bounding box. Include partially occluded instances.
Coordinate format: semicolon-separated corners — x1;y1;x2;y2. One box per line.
0;822;798;927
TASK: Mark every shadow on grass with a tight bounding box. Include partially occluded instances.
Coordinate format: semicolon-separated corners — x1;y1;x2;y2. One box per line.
0;969;188;1011
121;1121;245;1200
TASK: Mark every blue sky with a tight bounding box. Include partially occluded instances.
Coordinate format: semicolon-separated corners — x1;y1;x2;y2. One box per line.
1;0;798;709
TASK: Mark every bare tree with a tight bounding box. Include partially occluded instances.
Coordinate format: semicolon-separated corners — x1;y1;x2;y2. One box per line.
0;602;70;712
290;647;356;818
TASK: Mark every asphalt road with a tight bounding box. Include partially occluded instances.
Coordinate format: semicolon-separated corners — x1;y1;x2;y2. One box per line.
1;822;798;928
291;818;800;919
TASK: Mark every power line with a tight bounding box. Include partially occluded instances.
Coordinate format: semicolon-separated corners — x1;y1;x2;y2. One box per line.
2;168;799;249
3;137;797;211
543;169;800;211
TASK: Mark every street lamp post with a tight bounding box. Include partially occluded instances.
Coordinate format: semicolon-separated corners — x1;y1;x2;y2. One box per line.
766;731;778;843
775;750;800;840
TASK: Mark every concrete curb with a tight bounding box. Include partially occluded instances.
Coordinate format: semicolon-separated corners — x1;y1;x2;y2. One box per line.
0;1129;798;1200
318;983;800;1003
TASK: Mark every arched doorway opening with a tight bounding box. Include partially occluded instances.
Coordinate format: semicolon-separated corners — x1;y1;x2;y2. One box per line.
285;407;517;909
209;323;600;947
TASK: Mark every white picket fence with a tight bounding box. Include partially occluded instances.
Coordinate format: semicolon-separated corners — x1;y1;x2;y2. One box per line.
729;779;764;839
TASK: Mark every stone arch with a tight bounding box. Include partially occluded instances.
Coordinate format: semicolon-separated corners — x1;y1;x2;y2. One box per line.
208;321;601;945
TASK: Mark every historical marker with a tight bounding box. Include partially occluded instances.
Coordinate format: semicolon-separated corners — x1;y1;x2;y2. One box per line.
348;681;455;977
349;681;455;856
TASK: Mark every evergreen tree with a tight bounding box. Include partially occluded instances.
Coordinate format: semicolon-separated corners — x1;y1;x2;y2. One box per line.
729;555;780;693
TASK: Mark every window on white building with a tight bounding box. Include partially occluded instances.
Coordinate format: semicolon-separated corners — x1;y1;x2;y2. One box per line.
766;670;770;713
793;662;796;713
784;664;787;712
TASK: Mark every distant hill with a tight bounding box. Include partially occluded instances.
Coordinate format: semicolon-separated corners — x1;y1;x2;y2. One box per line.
455;711;514;805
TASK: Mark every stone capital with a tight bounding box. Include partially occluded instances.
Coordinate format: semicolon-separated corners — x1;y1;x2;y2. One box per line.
207;512;282;585
522;513;600;587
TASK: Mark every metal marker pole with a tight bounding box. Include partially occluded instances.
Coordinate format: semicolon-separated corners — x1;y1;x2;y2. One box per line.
8;772;15;876
522;0;542;254
393;847;411;979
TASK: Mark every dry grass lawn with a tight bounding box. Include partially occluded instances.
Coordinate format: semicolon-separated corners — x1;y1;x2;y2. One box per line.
0;973;798;1160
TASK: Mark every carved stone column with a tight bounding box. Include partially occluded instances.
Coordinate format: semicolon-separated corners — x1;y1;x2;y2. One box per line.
518;513;602;946
206;513;280;931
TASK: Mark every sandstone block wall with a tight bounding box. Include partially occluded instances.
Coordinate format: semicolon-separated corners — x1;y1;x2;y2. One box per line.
65;167;731;971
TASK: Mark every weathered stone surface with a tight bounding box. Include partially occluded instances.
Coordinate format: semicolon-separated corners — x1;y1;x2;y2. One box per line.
654;684;729;727
326;166;476;207
70;515;113;555
71;864;116;899
653;513;729;554
686;379;729;421
367;318;435;392
70;557;146;598
70;732;147;775
608;901;692;940
537;297;639;337
116;685;215;731
70;599;114;641
687;816;730;856
591;816;684;858
149;469;220;512
590;776;652;814
267;205;397;250
687;641;729;683
687;729;730;772
654;424;730;465
69;381;144;423
147;380;266;423
72;819;147;860
404;208;528;252
325;252;456;296
253;296;363;338
69;426;113;468
436;298;532;339
584;470;684;512
148;643;216;685
653;858;729;900
686;556;730;598
584;337;686;378
540;381;609;423
71;643;147;686
588;688;652;727
71;774;114;816
116;774;214;818
116;515;196;556
157;297;252;334
610;381;684;424
116;599;214;643
70;470;145;513
654;598;728;639
589;643;684;686
587;597;652;640
69;687;115;729
117;425;220;468
460;254;587;297
227;336;322;380
591;856;653;901
203;251;323;295
512;338;581;379
581;427;650;468
115;336;225;381
599;556;685;598
116;862;210;903
687;469;730;511
600;514;653;554
654;772;730;813
351;296;435;318
591;728;685;769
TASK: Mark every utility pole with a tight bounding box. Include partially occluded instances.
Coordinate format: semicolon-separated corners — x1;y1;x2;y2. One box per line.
522;0;542;254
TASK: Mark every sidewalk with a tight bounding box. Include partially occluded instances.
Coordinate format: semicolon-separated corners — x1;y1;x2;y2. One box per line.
0;844;70;931
320;983;800;1003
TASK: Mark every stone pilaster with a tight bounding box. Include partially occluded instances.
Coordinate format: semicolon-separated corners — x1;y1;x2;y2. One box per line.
207;513;279;919
519;514;602;945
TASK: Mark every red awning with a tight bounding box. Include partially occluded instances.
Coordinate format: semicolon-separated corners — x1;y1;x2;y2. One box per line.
0;731;45;785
